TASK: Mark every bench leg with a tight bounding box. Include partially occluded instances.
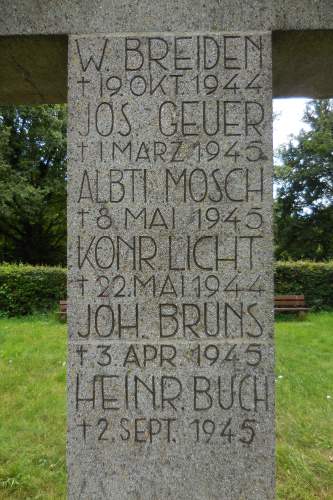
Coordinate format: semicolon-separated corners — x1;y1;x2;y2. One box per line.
297;311;307;320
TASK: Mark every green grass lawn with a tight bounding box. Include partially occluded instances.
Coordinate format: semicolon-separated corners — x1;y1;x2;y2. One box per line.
275;312;333;499
0;312;332;499
0;315;66;499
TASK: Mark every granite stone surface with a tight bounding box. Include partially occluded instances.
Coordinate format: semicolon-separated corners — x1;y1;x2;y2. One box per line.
67;32;274;499
1;0;333;35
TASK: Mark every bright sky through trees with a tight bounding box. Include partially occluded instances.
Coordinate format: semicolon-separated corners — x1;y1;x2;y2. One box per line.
273;98;310;151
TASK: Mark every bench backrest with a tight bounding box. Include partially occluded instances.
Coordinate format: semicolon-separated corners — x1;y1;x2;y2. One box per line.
274;295;305;308
59;300;67;313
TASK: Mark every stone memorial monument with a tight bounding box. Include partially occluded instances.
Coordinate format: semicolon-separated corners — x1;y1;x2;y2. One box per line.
67;33;274;499
1;1;333;499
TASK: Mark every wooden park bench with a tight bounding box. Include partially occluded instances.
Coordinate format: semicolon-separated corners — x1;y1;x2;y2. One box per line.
274;295;310;317
59;300;67;321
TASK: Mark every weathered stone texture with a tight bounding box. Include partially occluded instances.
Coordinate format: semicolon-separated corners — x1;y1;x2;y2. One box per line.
67;32;274;499
1;0;333;34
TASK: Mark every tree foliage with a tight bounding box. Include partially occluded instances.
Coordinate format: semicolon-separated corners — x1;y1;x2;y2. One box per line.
0;105;67;265
275;99;333;261
0;100;332;265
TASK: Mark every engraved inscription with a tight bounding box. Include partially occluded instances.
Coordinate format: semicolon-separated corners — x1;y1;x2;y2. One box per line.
68;32;274;500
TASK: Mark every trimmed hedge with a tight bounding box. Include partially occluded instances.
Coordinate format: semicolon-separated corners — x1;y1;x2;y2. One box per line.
275;261;333;310
0;264;66;316
0;261;332;316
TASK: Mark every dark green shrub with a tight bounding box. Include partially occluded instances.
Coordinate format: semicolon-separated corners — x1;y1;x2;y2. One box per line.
0;261;332;316
0;263;66;316
275;261;333;310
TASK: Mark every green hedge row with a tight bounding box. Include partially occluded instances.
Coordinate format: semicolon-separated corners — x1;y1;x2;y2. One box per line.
0;264;66;316
275;261;333;310
0;261;332;316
